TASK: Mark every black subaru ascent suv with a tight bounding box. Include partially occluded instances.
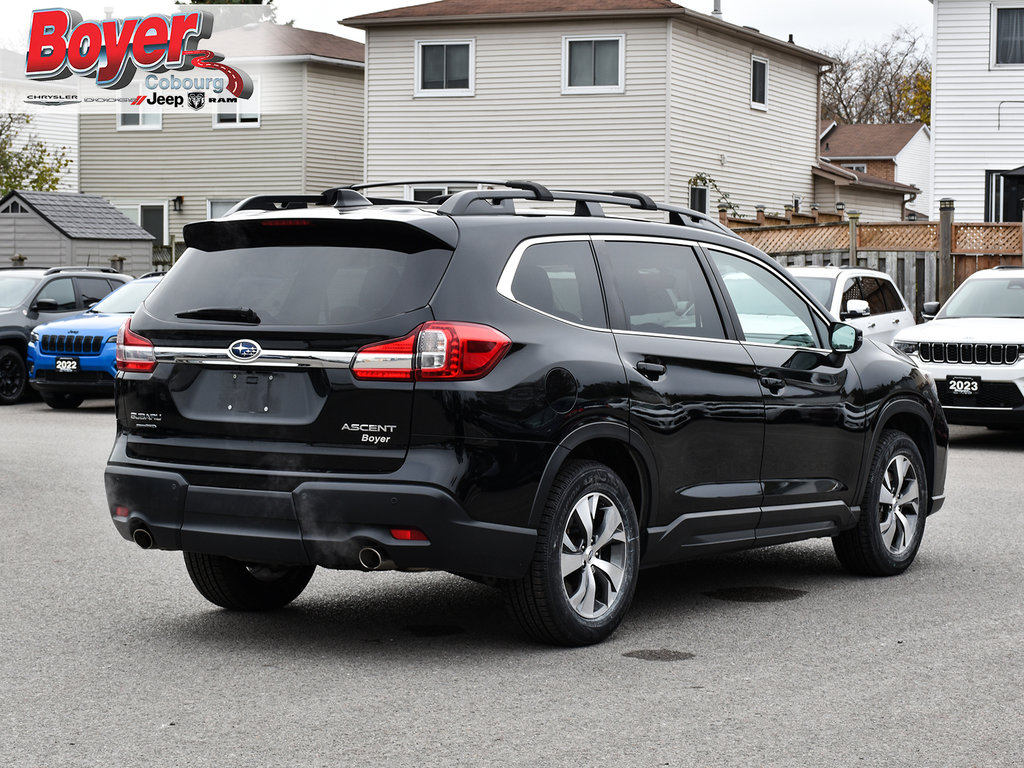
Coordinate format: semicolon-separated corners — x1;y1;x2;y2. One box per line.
104;181;948;645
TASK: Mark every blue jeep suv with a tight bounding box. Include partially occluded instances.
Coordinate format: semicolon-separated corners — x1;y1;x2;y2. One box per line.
28;275;162;409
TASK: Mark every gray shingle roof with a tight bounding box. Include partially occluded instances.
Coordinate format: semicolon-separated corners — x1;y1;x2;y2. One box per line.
7;191;155;241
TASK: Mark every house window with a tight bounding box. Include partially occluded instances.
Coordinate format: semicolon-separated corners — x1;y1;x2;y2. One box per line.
116;203;167;245
405;186;448;203
207;200;241;219
415;41;474;96
0;201;26;214
688;186;708;214
842;163;867;173
118;88;161;130
994;5;1024;65
563;36;624;94
214;78;260;127
751;56;768;109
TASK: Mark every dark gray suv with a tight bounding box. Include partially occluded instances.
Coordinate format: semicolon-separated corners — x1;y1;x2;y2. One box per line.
0;266;131;404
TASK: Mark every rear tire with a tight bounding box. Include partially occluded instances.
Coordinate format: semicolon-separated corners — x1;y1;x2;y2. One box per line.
41;392;84;409
833;430;927;576
0;346;27;405
504;460;640;646
183;552;315;610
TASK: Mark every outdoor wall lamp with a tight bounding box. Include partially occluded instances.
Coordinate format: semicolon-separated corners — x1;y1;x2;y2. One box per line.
172;196;184;212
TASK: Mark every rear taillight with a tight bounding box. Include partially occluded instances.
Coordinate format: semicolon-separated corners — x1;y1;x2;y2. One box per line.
116;318;156;373
352;321;510;381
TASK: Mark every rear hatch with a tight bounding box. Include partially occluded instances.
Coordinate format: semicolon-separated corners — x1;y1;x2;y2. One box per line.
118;210;458;474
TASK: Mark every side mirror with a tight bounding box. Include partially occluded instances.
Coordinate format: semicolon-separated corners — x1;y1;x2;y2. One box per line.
841;298;870;320
829;321;862;354
31;298;59;313
921;301;940;321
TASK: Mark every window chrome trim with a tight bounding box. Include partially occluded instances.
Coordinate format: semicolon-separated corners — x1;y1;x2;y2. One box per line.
154;346;354;368
496;235;612;333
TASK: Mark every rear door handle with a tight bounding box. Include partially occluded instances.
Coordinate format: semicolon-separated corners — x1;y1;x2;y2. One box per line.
636;361;667;380
760;376;786;394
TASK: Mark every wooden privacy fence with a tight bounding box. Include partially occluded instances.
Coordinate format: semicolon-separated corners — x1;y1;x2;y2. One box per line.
727;213;1024;316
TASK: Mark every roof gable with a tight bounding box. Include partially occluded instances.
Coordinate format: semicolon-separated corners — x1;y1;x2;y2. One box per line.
820;123;928;160
2;191;155;241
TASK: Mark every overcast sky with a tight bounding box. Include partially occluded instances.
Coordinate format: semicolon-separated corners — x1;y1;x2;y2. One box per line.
1;0;934;54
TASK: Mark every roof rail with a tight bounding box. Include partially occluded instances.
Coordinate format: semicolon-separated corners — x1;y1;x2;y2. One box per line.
138;271;168;279
432;182;739;239
43;266;119;275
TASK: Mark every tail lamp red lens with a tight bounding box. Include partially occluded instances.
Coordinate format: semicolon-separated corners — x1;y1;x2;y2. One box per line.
115;318;156;373
352;321;510;381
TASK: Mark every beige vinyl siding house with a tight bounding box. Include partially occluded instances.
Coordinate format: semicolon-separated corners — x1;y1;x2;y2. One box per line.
347;0;832;218
78;25;364;254
932;0;1024;221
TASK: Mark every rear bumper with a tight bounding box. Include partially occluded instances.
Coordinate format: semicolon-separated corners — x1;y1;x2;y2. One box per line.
104;463;537;580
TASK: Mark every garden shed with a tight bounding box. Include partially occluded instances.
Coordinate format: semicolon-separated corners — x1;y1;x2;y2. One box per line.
0;190;154;275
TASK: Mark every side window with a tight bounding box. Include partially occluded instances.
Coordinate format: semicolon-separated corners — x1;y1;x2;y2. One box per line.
858;277;890;315
841;277;862;313
35;278;77;311
709;250;821;348
601;241;724;339
878;278;907;312
510;241;606;327
77;277;115;306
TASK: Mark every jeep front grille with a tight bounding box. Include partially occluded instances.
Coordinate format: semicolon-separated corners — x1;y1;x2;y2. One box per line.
40;334;105;356
919;342;1020;365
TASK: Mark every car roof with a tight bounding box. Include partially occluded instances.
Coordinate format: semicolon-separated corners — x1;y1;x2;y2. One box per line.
965;266;1024;280
787;266;890;278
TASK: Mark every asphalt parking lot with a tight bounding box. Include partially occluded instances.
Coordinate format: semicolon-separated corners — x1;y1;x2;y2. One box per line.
2;399;1021;767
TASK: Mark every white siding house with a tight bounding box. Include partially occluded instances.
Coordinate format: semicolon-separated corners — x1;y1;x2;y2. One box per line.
346;0;832;219
932;0;1024;221
77;25;364;254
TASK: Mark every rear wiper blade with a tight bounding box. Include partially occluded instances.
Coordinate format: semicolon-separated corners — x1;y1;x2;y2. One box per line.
175;306;261;323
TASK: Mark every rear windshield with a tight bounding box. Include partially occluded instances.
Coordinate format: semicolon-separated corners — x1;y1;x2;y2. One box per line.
146;246;453;326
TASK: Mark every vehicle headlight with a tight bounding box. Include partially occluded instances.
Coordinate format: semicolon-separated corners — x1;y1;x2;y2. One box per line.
893;341;918;355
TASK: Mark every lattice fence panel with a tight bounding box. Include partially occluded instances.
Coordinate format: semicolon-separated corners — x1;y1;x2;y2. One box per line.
735;223;849;254
858;223;938;251
953;223;1022;254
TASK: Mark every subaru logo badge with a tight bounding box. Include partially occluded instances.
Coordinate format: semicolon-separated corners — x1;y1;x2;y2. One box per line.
227;339;262;362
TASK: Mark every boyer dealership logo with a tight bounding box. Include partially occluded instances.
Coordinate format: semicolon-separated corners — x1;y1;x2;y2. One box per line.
23;8;253;101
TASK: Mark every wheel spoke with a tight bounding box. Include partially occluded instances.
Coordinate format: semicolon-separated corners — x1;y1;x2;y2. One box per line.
561;550;586;577
896;477;920;510
570;496;596;543
592;504;624;550
592;557;624;589
568;565;597;616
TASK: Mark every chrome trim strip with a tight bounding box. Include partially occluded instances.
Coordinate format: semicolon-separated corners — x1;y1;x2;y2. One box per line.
154;346;355;368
